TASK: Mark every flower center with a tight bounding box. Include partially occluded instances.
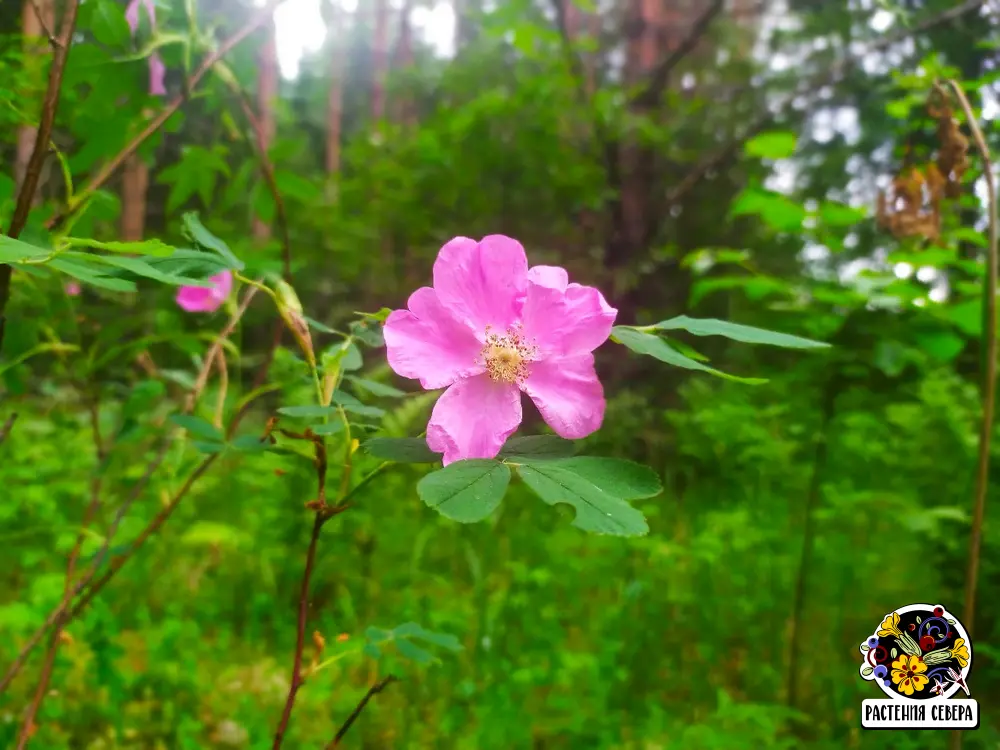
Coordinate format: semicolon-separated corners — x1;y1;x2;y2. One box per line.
481;325;536;384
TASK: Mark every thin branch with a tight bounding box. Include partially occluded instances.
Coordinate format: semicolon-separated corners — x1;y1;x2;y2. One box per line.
44;0;290;232
225;79;293;282
272;513;326;749
0;412;18;446
945;77;996;750
0;0;79;351
664;0;988;206
631;0;725;109
15;395;105;747
325;675;399;749
27;0;57;47
67;453;219;619
0;287;260;696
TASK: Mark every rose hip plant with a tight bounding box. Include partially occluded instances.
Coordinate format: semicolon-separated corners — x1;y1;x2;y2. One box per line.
0;213;829;744
0;0;833;744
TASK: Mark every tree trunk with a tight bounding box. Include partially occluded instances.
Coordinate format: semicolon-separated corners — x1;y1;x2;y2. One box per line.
253;19;278;241
120;155;148;241
371;0;389;122
393;0;416;128
15;0;55;195
325;6;344;177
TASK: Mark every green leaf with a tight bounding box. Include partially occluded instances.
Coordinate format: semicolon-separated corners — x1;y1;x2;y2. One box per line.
515;461;648;536
391;623;463;651
395;639;435;664
417;460;511;522
363;437;439;463
649;316;830;349
277;405;337;419
947;299;981;337
347;376;405;398
744;131;797;159
69;253;213;287
862;666;874;677
548;457;661;499
169;415;224;442
914;331;965;362
498;435;576;460
611;326;767;384
362;642;382;659
89;0;131;46
62;237;176;257
310;422;346;436
191;440;226;454
332;391;385;418
730;187;806;231
181;212;244;270
359;307;393;322
48;259;138;292
304;316;337;334
229;435;269;453
951;227;988;248
323;340;363;374
819;201;866;227
0;236;51;263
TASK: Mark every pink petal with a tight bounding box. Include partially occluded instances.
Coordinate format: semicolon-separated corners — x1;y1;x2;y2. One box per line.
148;53;167;96
176;271;231;313
427;374;522;465
176;286;218;312
432;235;528;335
527;265;568;291
210;270;233;302
125;0;141;33
383;287;484;389
521;268;617;358
64;281;81;296
522;354;605;439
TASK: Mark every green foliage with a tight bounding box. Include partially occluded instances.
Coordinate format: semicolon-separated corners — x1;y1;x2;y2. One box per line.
0;0;998;747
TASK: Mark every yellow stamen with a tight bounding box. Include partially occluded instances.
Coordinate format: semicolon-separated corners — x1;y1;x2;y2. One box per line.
481;325;536;384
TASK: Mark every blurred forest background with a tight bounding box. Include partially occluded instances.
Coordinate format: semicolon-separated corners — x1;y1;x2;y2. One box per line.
1;0;1000;747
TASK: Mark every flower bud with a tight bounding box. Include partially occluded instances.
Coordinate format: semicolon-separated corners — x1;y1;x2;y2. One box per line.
274;280;315;368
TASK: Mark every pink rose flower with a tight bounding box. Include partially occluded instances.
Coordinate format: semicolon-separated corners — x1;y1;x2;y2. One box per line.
65;281;81;296
384;235;617;465
176;270;233;313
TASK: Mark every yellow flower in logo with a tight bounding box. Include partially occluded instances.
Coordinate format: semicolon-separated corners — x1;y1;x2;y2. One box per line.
891;654;929;696
950;638;970;668
878;612;902;638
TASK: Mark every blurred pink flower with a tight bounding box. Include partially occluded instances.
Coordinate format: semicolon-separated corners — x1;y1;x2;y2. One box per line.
384;236;617;465
125;0;166;97
176;270;233;313
148;53;167;96
65;281;81;296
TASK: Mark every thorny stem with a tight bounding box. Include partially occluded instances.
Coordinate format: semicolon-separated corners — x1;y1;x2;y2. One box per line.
224;78;293;282
325;675;399;749
944;78;996;750
272;513;327;749
0;0;79;353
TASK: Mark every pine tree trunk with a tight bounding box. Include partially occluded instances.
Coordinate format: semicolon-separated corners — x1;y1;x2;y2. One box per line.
253;19;278;241
15;0;55;195
120;155;149;241
371;0;389;122
325;7;344;177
